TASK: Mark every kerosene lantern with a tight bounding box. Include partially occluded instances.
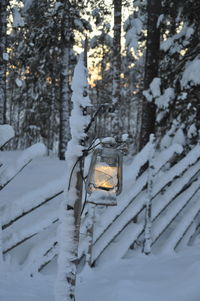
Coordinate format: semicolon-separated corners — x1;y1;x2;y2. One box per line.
86;145;122;205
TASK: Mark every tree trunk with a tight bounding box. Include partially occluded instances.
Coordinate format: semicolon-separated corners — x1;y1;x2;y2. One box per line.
0;0;7;125
112;0;122;136
59;0;72;160
48;77;56;154
139;0;161;149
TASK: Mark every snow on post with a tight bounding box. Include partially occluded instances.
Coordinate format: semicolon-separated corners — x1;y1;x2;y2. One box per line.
0;125;15;149
55;53;91;301
143;134;156;255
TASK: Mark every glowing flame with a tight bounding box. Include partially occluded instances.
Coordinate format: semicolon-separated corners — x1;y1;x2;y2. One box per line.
93;164;118;190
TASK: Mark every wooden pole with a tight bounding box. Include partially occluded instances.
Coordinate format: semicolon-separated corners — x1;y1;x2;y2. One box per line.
55;38;90;301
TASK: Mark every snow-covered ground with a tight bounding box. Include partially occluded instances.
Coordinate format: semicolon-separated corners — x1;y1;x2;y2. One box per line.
1;244;200;301
1;150;200;301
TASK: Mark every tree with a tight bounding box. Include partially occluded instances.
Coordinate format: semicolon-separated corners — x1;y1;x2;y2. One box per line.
8;0;60;149
58;0;73;160
111;0;122;136
124;0;145;151
89;24;113;138
139;0;161;149
156;0;200;150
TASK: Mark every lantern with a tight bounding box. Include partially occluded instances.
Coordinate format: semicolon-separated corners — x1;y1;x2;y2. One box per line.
86;146;122;199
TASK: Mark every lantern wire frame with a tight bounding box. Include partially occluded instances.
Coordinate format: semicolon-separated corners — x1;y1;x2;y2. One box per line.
85;145;123;196
67;138;124;211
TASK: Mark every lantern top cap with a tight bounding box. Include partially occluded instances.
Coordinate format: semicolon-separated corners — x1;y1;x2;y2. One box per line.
101;137;116;147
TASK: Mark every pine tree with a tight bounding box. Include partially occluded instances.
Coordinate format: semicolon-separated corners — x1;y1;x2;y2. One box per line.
156;0;200;150
139;0;161;149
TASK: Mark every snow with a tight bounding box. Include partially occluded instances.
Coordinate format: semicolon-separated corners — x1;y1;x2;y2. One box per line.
160;121;179;149
121;133;129;141
0;263;54;301
15;78;23;87
2;192;61;253
160;37;174;52
152;144;200;197
1;142;200;301
188;124;197;139
101;137;116;144
54;1;63;11
87;190;117;206
125;16;142;55
160;188;200;253
185;26;195;39
161;25;194;53
149;77;161;98
23;0;33;11
143;89;153;102
0;125;14;148
12;7;24;28
143;79;175;109
0;143;47;189
1;175;64;227
155;87;174;109
3;53;9;61
181;58;200;88
152;178;200;248
0;151;66;271
2;245;200;301
157;14;164;28
78;246;200;301
172;128;186;146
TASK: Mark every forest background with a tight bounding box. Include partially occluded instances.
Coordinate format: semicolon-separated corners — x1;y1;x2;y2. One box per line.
0;0;200;157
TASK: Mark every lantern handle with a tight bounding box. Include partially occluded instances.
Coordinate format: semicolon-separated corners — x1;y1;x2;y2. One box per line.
84;104;115;134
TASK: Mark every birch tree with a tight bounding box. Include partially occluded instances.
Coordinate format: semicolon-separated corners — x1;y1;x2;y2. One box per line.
58;0;73;160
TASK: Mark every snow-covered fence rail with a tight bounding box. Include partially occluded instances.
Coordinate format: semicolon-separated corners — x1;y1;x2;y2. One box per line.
160;188;200;253
0;142;63;255
89;143;200;265
2;187;63;229
0;143;46;190
2;190;62;254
